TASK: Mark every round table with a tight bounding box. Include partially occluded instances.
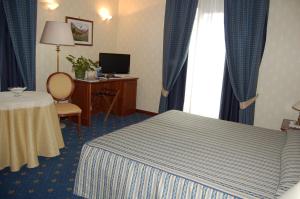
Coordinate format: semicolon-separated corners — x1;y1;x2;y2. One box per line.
0;91;64;172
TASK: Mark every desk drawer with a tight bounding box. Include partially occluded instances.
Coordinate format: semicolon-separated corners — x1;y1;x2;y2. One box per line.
91;81;121;92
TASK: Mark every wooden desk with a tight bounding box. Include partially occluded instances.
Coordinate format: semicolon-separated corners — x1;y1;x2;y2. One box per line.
71;77;138;126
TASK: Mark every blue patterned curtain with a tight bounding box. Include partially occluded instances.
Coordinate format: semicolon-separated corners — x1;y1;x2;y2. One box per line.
166;59;188;111
1;0;37;91
223;0;269;124
0;1;24;91
219;63;239;122
159;0;198;113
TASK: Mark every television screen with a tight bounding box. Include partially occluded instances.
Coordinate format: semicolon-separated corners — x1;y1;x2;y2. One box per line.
99;53;130;74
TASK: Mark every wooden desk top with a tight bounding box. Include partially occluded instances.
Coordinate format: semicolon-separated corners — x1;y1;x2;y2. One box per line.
74;77;138;83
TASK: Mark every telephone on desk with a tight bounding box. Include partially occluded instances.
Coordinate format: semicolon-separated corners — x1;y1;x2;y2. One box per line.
97;74;121;79
289;121;300;129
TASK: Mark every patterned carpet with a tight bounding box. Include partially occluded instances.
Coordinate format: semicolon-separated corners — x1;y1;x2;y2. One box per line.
0;113;150;199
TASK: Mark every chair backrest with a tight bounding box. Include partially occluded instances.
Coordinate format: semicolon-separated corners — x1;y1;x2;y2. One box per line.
46;72;75;101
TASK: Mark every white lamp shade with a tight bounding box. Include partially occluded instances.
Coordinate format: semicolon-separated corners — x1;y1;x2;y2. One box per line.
293;101;300;111
40;21;74;46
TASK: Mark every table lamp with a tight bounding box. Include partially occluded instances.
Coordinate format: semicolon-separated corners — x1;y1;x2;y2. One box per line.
40;21;74;72
292;101;300;124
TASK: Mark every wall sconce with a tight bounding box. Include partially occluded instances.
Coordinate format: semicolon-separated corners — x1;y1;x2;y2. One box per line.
40;0;59;10
98;8;112;21
47;1;59;10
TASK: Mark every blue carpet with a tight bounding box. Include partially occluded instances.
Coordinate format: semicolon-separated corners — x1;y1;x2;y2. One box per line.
0;113;150;199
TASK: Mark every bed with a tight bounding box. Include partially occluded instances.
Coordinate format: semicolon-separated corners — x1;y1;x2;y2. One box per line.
74;110;300;199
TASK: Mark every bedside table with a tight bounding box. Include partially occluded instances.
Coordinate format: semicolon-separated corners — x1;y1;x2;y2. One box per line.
281;119;297;132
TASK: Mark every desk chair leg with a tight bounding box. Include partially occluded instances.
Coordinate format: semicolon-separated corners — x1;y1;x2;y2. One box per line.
77;114;81;135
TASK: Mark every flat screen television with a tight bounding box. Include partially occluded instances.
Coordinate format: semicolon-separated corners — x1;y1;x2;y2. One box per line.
99;53;130;74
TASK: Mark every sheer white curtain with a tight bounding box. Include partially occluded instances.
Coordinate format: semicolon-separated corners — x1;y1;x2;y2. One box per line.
184;0;225;119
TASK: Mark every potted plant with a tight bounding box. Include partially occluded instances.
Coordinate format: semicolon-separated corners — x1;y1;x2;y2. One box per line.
66;55;98;79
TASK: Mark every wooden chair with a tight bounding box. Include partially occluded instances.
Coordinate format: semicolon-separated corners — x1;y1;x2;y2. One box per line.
46;72;82;134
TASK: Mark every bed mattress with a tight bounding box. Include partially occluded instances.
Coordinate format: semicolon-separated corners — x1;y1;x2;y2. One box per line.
74;110;286;199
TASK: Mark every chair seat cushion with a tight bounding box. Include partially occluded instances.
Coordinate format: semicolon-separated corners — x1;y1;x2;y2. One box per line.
55;103;81;116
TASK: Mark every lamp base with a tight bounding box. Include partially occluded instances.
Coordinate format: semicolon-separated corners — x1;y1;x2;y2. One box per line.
60;117;66;129
60;122;66;129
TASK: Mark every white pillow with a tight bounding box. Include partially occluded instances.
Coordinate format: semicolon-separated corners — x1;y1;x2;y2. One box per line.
279;181;300;199
276;130;300;198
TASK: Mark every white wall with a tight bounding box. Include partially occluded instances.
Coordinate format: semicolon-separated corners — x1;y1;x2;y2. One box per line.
254;0;300;130
36;0;119;91
36;0;300;129
116;0;165;113
115;0;300;128
36;0;165;113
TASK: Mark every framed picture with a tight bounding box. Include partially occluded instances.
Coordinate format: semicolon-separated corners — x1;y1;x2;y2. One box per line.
66;16;93;46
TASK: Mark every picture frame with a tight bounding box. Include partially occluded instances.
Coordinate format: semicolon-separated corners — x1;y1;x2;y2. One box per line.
65;16;93;46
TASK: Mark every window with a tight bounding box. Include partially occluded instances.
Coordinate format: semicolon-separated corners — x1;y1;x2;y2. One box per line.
184;0;225;119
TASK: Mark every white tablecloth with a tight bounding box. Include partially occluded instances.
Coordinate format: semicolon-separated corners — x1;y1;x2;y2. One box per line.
0;91;54;110
0;91;64;172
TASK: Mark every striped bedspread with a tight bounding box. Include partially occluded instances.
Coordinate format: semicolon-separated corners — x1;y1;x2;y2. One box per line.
74;110;286;199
